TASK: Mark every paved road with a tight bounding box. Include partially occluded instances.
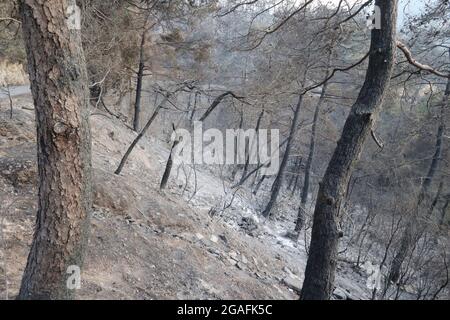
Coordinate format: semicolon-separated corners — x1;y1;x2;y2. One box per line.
0;85;31;99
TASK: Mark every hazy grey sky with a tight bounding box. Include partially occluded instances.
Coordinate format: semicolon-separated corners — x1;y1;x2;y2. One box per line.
398;0;427;27
329;0;428;27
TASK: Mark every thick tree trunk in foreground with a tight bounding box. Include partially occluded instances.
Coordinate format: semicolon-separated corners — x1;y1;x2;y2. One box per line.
19;0;92;300
300;0;398;300
262;94;303;218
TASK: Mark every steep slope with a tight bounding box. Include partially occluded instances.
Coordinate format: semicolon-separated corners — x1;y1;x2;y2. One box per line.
0;94;373;300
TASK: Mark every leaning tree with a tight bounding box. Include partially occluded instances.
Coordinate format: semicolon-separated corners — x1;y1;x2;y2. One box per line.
300;0;399;300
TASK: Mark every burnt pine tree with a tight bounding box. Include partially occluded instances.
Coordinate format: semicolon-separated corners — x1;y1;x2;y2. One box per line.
262;61;310;218
262;94;303;218
294;84;327;233
300;0;398;300
18;0;92;299
115;91;171;175
160;124;180;190
388;50;449;283
294;45;334;234
239;108;264;185
133;13;151;132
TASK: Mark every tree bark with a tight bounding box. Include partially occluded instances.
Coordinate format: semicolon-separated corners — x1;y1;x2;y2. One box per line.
300;0;398;300
18;0;92;300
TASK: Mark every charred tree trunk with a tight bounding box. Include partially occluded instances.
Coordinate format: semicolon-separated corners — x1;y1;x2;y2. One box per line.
186;91;192;119
133;30;146;131
231;110;244;180
295;81;329;234
262;94;303;218
115;93;170;175
300;0;398;300
253;175;266;195
18;0;92;300
288;156;302;193
290;163;301;196
233;137;290;189
239;109;264;185
295;43;337;233
389;49;449;283
389;98;447;283
427;180;444;218
199;91;243;122
189;91;199;122
160;125;180;190
440;198;449;226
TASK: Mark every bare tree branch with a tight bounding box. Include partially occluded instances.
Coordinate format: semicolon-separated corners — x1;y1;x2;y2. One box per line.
397;41;450;79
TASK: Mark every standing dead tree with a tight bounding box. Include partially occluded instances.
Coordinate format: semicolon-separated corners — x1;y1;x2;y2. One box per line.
389;68;449;283
160;124;180;190
231;108;244;180
114;85;183;175
239;108;264;185
262;94;304;218
198;91;247;122
440;196;449;226
288;156;303;195
133;12;153;131
294;45;334;235
233;126;306;190
300;0;398;300
189;91;200;122
384;39;450;283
